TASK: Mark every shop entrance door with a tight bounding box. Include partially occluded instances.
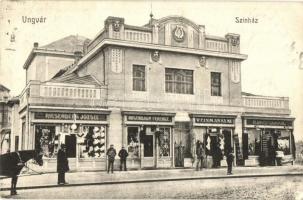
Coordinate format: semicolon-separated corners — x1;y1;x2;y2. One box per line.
65;134;76;158
174;123;187;167
260;130;275;166
142;134;155;168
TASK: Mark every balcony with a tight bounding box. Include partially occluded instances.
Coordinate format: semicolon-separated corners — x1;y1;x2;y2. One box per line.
242;94;290;114
19;81;107;111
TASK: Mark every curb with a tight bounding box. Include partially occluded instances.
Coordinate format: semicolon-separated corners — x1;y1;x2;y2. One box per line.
1;172;302;191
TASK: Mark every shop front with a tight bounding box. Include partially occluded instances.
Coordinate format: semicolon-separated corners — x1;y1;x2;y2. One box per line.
189;114;237;168
31;110;110;171
242;117;295;166
122;111;175;169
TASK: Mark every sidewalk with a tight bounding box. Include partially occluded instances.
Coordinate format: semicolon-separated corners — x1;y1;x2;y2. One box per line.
1;165;303;191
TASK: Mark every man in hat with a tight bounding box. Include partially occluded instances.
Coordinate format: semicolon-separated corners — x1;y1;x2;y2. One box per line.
57;144;69;184
226;151;234;175
106;144;116;173
118;145;129;171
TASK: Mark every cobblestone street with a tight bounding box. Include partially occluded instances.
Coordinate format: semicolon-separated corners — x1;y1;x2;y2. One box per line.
1;175;302;199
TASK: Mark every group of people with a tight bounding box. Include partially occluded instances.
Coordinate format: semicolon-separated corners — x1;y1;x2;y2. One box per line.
57;141;235;184
56;144;128;184
195;140;234;175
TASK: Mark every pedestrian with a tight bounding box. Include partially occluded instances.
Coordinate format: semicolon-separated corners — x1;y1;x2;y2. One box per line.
226;152;234;175
106;144;116;173
57;144;69;184
118;145;129;171
196;142;205;171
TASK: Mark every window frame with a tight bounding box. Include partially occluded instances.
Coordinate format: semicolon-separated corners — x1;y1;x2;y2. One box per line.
132;65;146;92
165;68;194;94
211;72;222;96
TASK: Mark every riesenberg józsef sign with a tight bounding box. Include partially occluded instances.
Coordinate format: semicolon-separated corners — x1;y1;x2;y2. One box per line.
34;112;106;121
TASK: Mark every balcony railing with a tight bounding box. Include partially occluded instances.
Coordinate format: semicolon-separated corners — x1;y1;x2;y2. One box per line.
19;81;107;110
40;85;101;99
124;30;152;43
242;95;289;110
205;39;228;52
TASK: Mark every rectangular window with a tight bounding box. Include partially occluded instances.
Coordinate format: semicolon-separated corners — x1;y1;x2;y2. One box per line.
133;65;146;91
127;127;140;158
78;126;106;158
247;129;261;156
158;127;171;157
165;68;193;94
211;72;221;96
35;125;58;158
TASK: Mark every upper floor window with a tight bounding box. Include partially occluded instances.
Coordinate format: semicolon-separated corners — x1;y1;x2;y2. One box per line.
165;68;193;94
133;65;146;91
211;72;221;96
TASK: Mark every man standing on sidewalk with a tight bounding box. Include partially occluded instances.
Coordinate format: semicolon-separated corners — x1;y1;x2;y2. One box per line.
196;141;205;171
57;144;69;184
226;151;234;175
107;144;116;173
118;146;129;171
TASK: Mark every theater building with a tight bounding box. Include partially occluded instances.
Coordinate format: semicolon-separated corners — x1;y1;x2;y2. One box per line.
16;16;295;171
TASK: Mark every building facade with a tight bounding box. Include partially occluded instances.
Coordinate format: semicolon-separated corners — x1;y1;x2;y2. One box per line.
0;84;11;154
15;16;295;171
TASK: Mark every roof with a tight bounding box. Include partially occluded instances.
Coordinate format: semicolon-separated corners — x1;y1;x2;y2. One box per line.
0;84;10;92
23;35;91;69
241;92;257;96
49;72;101;86
40;35;90;53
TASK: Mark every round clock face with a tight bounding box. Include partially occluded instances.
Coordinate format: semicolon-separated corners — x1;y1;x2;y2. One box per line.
173;25;185;42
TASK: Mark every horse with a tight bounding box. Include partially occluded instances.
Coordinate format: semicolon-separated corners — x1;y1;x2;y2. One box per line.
0;150;43;195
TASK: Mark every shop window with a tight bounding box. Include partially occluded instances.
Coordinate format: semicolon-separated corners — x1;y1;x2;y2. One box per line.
35;125;58;158
211;72;221;96
247;129;261;156
277;130;291;155
165;68;193;94
127;127;140;158
158;127;170;157
133;65;146;91
77;126;106;158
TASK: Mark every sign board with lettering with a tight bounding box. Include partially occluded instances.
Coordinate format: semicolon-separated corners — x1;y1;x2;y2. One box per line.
126;115;172;123
246;119;293;127
194;117;234;125
34;112;107;121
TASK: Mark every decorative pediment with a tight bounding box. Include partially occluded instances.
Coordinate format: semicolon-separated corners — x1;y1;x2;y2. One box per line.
156;16;200;32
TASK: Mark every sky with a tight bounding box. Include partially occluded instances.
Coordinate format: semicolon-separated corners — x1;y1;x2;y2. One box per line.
0;1;302;140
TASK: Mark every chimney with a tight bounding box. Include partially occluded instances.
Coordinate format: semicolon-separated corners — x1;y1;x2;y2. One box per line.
74;51;82;63
33;42;39;48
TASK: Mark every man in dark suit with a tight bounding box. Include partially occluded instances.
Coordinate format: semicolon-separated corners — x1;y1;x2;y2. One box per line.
118;146;129;171
57;144;69;184
226;151;234;175
106;144;116;173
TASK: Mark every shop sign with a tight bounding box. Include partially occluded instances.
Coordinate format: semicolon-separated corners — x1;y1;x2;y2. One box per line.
246;119;292;127
127;115;172;122
195;117;234;124
34;112;107;121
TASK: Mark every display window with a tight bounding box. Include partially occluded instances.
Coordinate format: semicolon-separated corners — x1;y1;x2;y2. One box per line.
77;125;106;158
35;125;58;158
247;129;261;156
127;127;140;158
158;127;170;157
277;130;291;155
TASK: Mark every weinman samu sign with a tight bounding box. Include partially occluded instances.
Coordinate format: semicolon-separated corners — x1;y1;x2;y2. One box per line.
34;112;107;121
195;117;234;124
